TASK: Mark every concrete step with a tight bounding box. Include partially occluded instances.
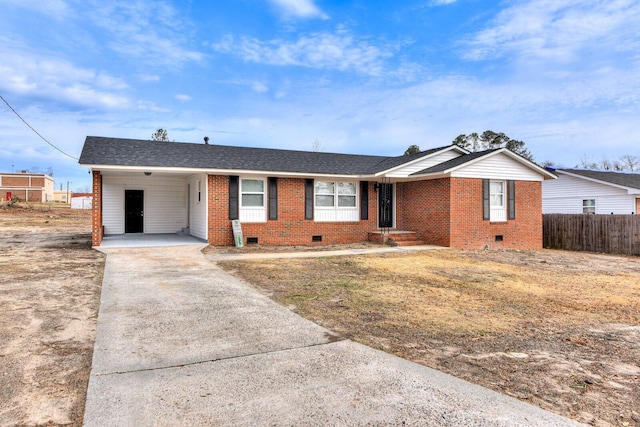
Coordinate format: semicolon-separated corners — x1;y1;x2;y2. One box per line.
390;240;426;247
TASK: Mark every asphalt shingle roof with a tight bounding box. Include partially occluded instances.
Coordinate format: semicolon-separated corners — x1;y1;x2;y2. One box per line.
78;136;453;176
559;168;640;190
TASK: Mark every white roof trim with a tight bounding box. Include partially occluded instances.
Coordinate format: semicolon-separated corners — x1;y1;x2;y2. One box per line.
556;170;640;194
82;164;375;180
374;145;468;177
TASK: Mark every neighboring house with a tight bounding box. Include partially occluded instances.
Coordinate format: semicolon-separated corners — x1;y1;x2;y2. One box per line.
71;193;93;209
0;172;54;202
79;136;556;249
543;168;640;215
53;190;73;203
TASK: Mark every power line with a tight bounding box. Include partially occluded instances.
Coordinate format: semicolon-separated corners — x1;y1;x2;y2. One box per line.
0;94;79;160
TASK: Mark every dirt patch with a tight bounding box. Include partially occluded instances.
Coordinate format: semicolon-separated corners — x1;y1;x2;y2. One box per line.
0;204;104;427
219;249;640;427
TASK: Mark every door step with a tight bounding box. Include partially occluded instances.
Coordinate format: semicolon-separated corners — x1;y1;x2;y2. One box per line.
368;230;425;246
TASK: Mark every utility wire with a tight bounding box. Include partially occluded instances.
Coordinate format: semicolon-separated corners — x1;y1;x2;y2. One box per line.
0;94;79;160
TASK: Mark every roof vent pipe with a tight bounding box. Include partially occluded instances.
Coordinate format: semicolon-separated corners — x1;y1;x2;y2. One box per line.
204;136;209;145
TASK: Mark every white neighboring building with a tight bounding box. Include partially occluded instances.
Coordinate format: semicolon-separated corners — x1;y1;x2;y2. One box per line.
71;193;93;209
542;169;640;215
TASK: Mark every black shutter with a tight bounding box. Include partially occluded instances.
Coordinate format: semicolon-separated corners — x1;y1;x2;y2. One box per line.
507;180;516;220
229;176;239;220
268;177;278;220
360;181;369;220
482;179;490;221
305;179;314;220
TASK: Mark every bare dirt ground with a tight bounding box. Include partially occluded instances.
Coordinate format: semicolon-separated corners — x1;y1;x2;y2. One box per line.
0;204;104;427
217;247;640;427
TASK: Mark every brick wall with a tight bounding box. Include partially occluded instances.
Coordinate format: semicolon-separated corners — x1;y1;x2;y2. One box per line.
397;179;452;246
449;178;542;250
207;176;379;246
2;176;29;186
91;171;103;246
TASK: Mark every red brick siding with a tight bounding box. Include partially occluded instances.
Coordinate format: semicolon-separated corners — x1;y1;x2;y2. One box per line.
397;179;451;246
207;176;379;246
91;171;103;246
449;178;542;250
3;176;29;186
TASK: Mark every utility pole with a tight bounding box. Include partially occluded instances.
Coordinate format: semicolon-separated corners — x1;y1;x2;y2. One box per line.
66;181;71;205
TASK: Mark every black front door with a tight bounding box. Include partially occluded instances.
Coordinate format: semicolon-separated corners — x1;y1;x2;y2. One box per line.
125;190;144;233
378;183;393;228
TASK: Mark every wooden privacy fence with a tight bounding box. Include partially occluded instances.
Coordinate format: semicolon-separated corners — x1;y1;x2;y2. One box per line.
543;214;640;256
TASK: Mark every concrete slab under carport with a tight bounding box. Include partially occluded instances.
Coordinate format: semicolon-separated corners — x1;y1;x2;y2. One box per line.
84;245;584;426
98;233;205;248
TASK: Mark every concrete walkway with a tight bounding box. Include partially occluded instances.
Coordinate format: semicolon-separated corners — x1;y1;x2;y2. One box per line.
84;245;584;426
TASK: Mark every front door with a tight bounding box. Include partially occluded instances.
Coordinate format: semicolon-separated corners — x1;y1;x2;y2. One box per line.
125;190;144;233
378;183;393;228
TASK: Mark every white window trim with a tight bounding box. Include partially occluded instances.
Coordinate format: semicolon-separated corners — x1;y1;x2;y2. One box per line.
489;180;507;222
239;177;267;223
314;180;359;222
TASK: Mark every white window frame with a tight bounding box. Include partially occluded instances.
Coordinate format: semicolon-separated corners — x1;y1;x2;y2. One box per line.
583;199;596;214
489;180;507;222
314;180;359;222
239;177;266;222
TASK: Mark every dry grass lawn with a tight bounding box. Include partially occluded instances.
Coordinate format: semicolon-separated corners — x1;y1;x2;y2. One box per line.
220;249;640;427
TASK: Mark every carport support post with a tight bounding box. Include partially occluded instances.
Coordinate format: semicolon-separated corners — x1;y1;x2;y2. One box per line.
91;170;103;246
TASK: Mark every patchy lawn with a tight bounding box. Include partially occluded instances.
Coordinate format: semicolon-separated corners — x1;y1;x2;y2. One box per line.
0;204;104;427
219;249;640;427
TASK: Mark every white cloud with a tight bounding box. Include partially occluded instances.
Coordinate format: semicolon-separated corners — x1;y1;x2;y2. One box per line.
213;30;394;76
267;0;328;19
0;0;68;17
138;74;160;82
252;82;269;93
429;0;456;5
80;0;204;68
0;47;131;109
175;94;192;102
464;0;640;62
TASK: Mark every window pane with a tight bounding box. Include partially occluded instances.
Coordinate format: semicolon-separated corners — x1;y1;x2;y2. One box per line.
338;195;356;207
316;195;334;207
241;179;264;192
242;194;264;207
490;181;503;193
583;199;595;207
490;194;503;207
338;182;356;195
315;181;334;194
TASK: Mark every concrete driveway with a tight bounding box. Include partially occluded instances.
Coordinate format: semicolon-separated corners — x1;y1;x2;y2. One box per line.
84;245;584;426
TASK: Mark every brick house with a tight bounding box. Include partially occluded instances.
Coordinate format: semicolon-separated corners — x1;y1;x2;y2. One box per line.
79;136;556;249
0;172;54;202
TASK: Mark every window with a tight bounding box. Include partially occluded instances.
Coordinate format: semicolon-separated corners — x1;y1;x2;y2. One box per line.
315;181;356;208
314;180;359;222
197;180;201;203
238;178;267;223
241;179;264;207
489;180;507;222
490;181;504;208
583;199;596;214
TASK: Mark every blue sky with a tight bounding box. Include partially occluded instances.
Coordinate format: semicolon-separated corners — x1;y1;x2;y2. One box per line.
1;0;639;191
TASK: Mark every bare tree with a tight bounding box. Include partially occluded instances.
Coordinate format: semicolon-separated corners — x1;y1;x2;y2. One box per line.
311;139;324;152
577;154;639;172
